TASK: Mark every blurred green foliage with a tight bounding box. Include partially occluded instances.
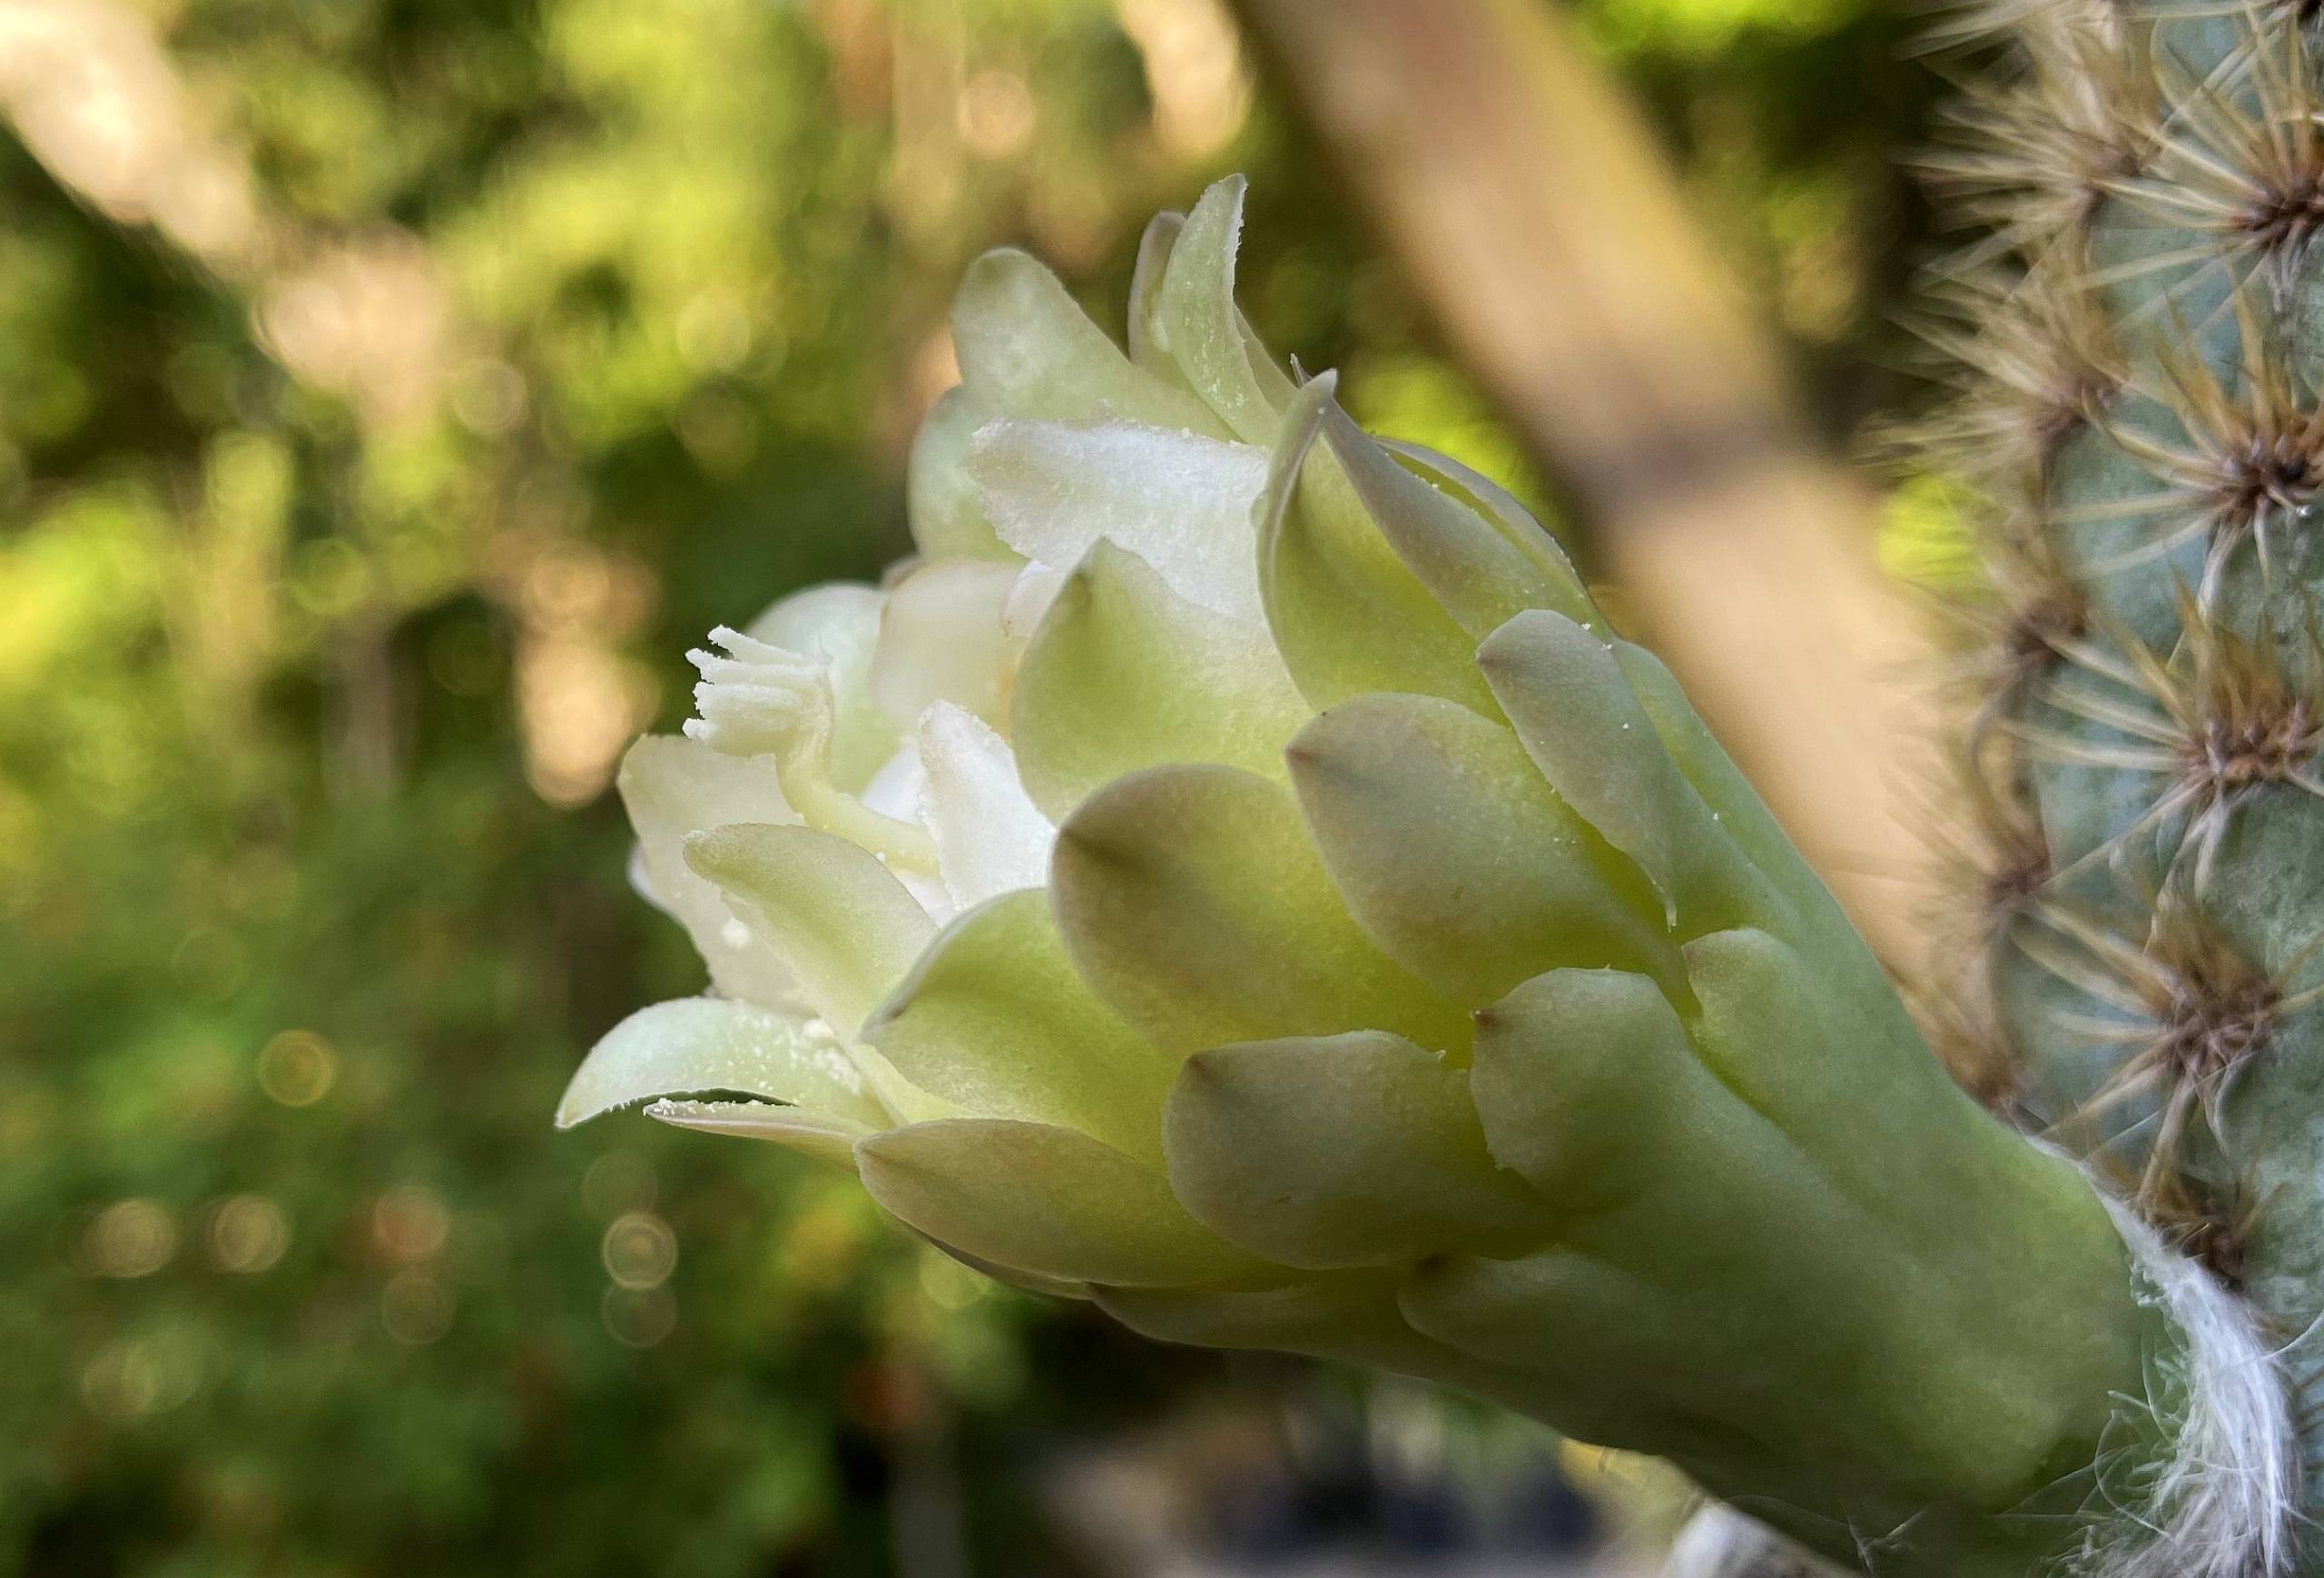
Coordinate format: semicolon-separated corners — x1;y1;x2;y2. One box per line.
0;0;1941;1573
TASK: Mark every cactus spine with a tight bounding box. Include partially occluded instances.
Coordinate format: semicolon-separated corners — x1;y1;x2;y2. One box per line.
1923;0;2324;1556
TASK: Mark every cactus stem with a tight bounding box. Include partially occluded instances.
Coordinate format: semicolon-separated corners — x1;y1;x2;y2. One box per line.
2007;600;2324;883
1983;817;2056;930
2129;27;2324;270
1899;271;2125;486
2061;335;2324;596
2021;888;2292;1199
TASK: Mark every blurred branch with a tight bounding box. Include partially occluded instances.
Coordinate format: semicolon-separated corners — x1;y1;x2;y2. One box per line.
0;0;453;423
1229;0;1943;975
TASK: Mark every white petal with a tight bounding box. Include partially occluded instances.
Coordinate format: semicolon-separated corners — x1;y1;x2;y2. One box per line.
748;581;886;652
683;823;938;1039
617;735;803;1010
1002;562;1069;641
968;418;1270;626
859;745;955;921
860;744;927;824
557;996;881;1130
870;558;1021;727
918;702;1058;909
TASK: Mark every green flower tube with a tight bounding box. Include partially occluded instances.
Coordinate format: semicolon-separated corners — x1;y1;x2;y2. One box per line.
561;178;2200;1575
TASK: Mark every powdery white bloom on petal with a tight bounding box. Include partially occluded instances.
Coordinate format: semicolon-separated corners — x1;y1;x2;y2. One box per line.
917;701;1058;909
969;418;1271;625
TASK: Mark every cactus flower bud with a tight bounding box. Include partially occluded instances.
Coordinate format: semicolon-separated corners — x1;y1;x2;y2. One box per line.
563;178;2181;1573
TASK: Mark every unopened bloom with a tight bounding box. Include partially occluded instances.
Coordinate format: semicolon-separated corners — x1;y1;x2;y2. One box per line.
563;178;2171;1571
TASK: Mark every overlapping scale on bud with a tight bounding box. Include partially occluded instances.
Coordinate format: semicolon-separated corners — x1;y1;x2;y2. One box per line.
563;178;2165;1571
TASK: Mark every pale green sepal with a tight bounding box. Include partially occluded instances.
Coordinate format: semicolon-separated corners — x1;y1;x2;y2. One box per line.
861;889;1177;1161
856;1119;1262;1287
1010;540;1309;821
1127;210;1186;373
906;385;1013;560
617;735;802;1011
1478;609;1771;932
950;247;1225;435
1237;325;1296;411
1432;959;2149;1523
682;823;937;1039
1378;439;1590;610
1467;966;1700;1207
1129;206;1292;417
1094;1275;1473;1381
1286;692;1679;1006
1610;642;1815;902
1454;960;1925;1422
1051;764;1473;1058
1163;1031;1551;1268
1098;1276;1628;1447
1680;928;2018;1219
847;1043;967;1127
1096;1273;1405;1351
1398;1247;1785;1473
645;1098;872;1173
1318;402;1591;637
1152;176;1292;443
903;1228;1092;1301
1256;373;1501;715
557;995;886;1131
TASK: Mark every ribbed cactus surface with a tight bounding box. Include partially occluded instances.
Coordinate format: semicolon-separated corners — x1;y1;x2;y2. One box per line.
1924;0;2324;1548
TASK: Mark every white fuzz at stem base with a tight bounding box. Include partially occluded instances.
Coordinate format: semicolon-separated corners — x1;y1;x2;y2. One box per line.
2077;1193;2297;1578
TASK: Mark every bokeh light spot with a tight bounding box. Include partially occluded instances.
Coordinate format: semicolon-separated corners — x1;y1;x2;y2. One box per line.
601;1285;678;1348
602;1210;677;1290
580;1149;656;1218
207;1195;289;1273
81;1198;177;1277
256;1030;336;1108
379;1272;456;1345
371;1185;450;1263
81;1330;205;1421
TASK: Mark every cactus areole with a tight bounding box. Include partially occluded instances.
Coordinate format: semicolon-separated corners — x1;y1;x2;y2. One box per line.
561;154;2314;1573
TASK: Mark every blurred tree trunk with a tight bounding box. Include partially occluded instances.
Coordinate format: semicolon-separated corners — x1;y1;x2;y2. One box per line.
1230;0;1941;978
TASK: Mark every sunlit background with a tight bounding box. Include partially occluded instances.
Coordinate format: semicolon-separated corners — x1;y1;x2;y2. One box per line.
0;0;1955;1573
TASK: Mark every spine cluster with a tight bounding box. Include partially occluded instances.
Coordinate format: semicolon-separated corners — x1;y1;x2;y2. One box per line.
1918;0;2324;1534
